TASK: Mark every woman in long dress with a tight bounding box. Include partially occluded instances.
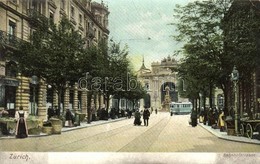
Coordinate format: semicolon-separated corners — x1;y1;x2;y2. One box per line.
15;107;28;138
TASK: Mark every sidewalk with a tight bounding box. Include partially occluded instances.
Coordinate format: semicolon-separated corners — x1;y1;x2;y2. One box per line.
0;117;126;139
198;122;260;145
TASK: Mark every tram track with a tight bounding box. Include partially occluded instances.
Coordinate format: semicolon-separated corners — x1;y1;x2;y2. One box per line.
117;115;171;152
49;114;169;152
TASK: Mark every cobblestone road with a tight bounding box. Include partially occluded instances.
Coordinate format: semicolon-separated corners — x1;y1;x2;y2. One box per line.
0;112;260;152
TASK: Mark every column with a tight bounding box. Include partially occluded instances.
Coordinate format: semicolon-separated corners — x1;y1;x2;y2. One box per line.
100;93;104;108
16;74;30;112
37;79;47;120
73;82;78;112
15;73;22;110
81;90;87;115
64;83;70;110
53;89;58;107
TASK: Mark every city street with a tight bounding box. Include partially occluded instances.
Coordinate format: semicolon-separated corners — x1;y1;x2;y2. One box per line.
0;112;259;152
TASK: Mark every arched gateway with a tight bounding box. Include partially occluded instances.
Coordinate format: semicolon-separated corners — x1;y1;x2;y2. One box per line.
137;56;184;111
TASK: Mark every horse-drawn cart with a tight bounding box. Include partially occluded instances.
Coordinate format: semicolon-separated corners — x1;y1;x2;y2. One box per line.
240;119;260;139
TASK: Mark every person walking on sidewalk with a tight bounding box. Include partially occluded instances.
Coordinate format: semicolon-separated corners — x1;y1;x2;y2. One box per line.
65;109;74;127
218;110;225;132
143;107;150;126
15;107;28;139
134;109;142;126
191;108;197;127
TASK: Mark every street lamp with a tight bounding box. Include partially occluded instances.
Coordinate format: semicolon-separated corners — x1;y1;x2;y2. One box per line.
231;66;239;135
30;75;38;116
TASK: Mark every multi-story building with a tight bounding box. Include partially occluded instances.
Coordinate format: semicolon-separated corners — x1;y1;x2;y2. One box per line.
0;0;109;120
136;56;181;111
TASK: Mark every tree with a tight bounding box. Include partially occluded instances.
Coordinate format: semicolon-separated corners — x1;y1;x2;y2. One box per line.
172;0;233;113
11;17;85;113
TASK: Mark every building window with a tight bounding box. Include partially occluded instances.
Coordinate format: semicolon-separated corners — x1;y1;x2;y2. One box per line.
145;83;149;90
61;0;65;9
5;61;17;78
49;11;54;23
8;20;16;36
8;20;16;44
98;30;101;40
70;6;75;19
79;14;82;24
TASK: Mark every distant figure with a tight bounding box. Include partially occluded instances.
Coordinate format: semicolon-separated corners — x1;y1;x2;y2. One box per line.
0;108;9;117
190;108;197;127
47;106;54;120
218;110;225;132
143;107;150;126
15;107;28;138
155;108;158;114
65;109;74;127
54;106;60;117
134;109;142;126
0;108;9;135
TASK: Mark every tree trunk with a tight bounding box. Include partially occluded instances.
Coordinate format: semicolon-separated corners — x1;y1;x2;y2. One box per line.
87;91;93;123
58;87;62;115
117;98;120;110
209;84;213;108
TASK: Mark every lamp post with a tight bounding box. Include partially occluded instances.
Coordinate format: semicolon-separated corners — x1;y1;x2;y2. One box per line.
30;75;38;116
231;66;239;135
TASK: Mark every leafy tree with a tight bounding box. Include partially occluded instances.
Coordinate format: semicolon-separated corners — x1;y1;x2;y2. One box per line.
11;17;85;113
100;41;130;110
172;0;233;113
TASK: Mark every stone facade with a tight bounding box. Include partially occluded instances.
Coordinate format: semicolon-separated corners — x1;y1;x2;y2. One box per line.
137;56;186;111
0;0;109;120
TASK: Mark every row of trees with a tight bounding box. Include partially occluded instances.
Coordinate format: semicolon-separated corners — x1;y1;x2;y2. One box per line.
8;16;146;121
173;0;260;114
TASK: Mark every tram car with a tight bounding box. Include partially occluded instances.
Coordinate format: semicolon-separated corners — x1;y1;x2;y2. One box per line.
170;102;192;115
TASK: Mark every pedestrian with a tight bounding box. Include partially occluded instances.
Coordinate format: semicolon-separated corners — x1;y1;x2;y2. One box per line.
15;107;28;138
54;106;60;117
0;108;9;135
218;110;225;132
199;107;204;123
47;106;54;120
134;109;142;126
155;108;158;114
143;107;150;126
203;108;208;125
190;108;197;127
65;109;74;127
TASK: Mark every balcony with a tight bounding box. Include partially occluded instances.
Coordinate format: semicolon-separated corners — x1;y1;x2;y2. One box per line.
27;9;48;27
0;30;23;49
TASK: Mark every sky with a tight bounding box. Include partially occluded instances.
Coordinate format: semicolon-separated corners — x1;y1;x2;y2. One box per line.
94;0;193;71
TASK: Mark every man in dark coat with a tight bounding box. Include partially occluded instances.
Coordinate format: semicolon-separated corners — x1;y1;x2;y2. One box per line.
47;106;54;120
191;108;197;127
134;109;141;126
143;107;150;126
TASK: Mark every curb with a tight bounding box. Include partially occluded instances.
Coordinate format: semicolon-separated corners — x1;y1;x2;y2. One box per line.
198;122;260;145
0;117;126;139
